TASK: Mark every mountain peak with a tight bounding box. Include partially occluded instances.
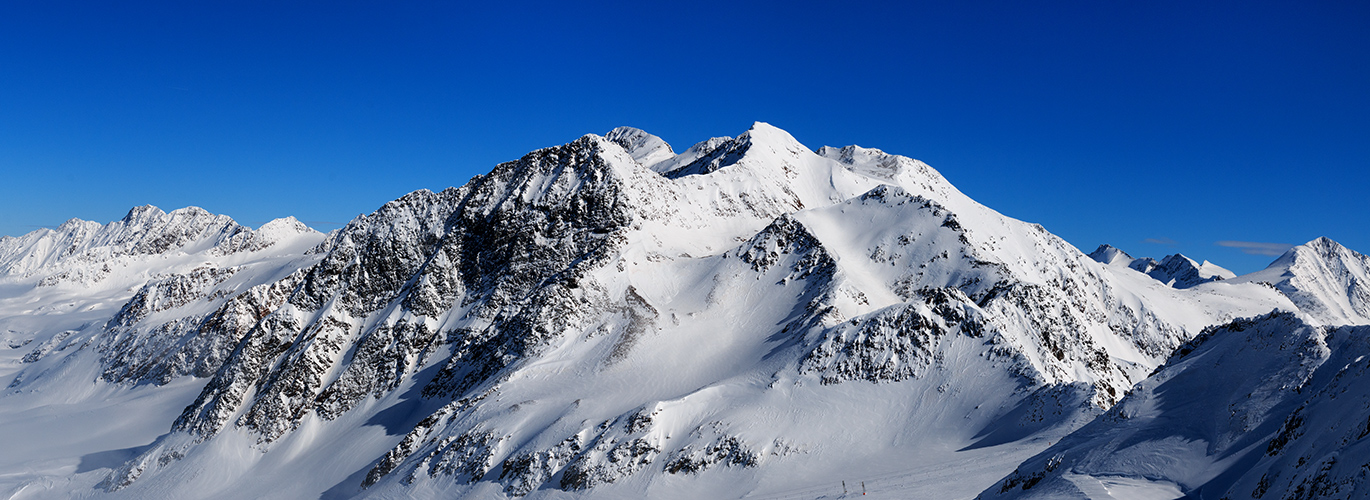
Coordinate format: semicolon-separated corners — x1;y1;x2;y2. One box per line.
1302;236;1348;257
122;204;167;223
604;126;674;168
1266;237;1351;271
1087;244;1134;266
738;121;808;152
56;217;101;232
1238;236;1370;325
255;216;316;236
167;206;212;217
1153;253;1235;287
1310;235;1340;247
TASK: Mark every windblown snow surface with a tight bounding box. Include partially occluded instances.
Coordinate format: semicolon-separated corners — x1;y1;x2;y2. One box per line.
0;123;1363;499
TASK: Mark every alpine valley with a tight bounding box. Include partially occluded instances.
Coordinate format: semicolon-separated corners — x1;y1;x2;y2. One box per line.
2;123;1367;499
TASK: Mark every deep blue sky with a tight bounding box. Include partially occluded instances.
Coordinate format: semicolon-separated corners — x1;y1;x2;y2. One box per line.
1;1;1366;274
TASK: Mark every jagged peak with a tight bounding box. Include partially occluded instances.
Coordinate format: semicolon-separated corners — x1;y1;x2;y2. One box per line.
1230;237;1370;326
56;217;101;232
121;204;167;223
500;133;642;181
118;205;231;230
1093;248;1233;288
1308;235;1342;248
332;188;450;236
1265;238;1370;283
1128;256;1159;273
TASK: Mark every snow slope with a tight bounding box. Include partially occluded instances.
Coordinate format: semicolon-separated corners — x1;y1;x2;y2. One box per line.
980;311;1370;499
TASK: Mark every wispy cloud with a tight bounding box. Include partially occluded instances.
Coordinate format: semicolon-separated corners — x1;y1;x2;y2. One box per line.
1215;240;1294;256
1142;237;1178;246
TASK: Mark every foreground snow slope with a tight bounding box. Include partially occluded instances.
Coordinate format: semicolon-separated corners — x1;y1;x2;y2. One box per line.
981;311;1370;500
982;238;1370;499
0;124;1357;499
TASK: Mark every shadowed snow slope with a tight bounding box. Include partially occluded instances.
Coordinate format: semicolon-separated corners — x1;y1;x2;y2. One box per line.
0;124;1362;500
980;311;1370;500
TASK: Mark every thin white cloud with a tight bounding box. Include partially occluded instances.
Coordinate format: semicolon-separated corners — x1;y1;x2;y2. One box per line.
1215;240;1294;256
1142;237;1178;246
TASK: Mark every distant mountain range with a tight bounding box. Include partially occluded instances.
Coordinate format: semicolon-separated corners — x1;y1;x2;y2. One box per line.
1;123;1365;499
1087;244;1236;289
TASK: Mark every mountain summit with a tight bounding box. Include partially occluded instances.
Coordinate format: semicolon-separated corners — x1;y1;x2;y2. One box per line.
1232;237;1370;326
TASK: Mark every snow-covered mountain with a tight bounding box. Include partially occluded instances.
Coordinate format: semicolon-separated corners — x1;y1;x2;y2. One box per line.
1087;244;1236;289
0;123;1363;499
0;205;326;375
1231;237;1370;326
0;206;325;499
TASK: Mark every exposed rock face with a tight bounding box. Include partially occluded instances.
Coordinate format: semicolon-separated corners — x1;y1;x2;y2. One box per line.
159;134;677;446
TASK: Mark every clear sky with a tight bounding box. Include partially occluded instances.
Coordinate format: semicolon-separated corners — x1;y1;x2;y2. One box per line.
1;1;1366;274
